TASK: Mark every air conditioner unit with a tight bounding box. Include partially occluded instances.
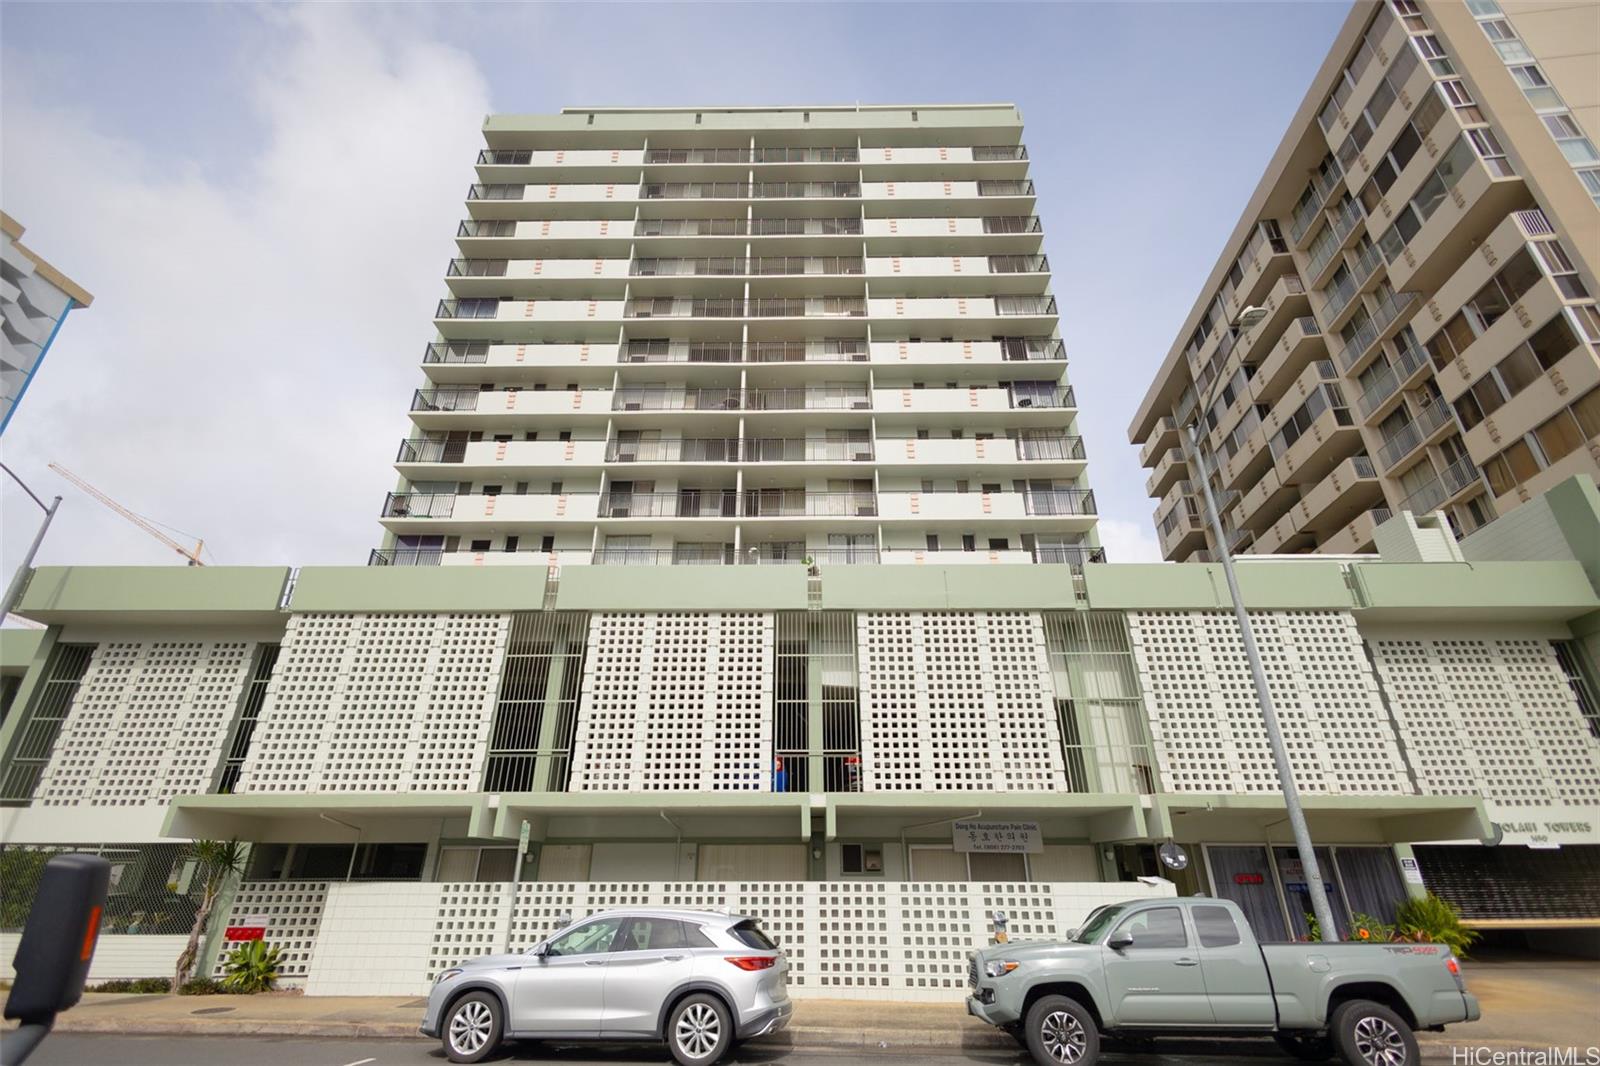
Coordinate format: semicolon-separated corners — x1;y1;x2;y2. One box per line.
851;400;870;410
618;452;637;463
1017;397;1033;408
610;507;631;518
624;403;642;412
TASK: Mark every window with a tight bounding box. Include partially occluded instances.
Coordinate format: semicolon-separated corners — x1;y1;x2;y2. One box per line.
614;917;695;952
1114;906;1188;950
1535;410;1585;463
730;920;778;951
547;917;623;957
1533;240;1591;300
1193;905;1243;948
1072;905;1125;944
1571;387;1600;439
1528;314;1580;368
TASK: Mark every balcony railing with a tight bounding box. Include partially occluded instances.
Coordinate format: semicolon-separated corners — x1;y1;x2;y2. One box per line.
1010;386;1075;409
643;182;752;199
751;297;866;317
381;493;455;519
1021;489;1097;516
750;256;865;275
742;491;879;517
747;388;870;411
624;298;744;318
613;388;742;412
1337;291;1419;373
631;257;746;276
988;254;1050;273
635;218;747;237
645;148;750;164
423;341;489;364
972;145;1028;161
1288;160;1344;244
1377;402;1454;472
448;259;509;277
600;491;740;518
740;439;875;462
396;439;451;463
995;296;1058;315
1352;454;1377;478
1321;243;1384;322
981;216;1042;234
753;181;862;198
621;297;868;318
436;299;500;319
607;439;738;463
1001;338;1067;361
412;388;480;412
752;147;859;163
369;547;446;566
750;217;862;236
1017;435;1087;460
457;219;516;238
477;149;533;165
620;340;868;364
1033;545;1104;566
977;180;1034;196
467;184;524;201
595;548;732;566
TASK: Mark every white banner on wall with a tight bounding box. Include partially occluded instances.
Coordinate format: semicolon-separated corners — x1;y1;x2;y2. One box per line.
952;820;1042;853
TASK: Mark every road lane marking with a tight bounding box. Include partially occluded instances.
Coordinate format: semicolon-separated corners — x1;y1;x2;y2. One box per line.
339;1058;377;1066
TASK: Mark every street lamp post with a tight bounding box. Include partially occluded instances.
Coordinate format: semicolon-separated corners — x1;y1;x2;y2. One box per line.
1181;327;1340;941
0;464;63;624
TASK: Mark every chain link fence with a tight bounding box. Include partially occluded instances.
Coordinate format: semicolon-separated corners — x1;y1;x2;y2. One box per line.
1;842;202;935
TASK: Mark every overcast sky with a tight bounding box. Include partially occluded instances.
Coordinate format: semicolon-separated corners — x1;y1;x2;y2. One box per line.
0;1;1350;577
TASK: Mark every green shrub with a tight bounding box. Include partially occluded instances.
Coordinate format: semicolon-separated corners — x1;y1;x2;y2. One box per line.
221;941;280;994
179;977;222;995
1395;893;1479;957
90;977;171;993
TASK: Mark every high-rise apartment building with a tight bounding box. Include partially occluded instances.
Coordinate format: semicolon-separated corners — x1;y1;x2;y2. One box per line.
376;105;1101;572
1130;0;1600;562
1;212;92;435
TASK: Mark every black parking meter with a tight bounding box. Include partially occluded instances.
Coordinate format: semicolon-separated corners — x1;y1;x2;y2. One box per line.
3;853;111;1064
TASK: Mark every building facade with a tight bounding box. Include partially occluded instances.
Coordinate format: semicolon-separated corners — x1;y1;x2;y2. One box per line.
2;476;1598;992
0;213;93;435
379;104;1100;572
1130;0;1600;561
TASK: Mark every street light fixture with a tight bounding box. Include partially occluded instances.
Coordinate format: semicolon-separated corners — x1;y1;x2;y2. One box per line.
1181;327;1340;941
0;464;62;625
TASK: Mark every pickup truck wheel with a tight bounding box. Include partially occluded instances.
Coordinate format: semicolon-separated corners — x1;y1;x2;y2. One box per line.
1025;994;1099;1066
1275;1031;1336;1061
1331;1000;1418;1066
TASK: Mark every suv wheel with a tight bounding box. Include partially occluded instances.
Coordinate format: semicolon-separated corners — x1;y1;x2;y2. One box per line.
1331;999;1418;1066
668;992;733;1066
1025;994;1100;1066
443;990;503;1064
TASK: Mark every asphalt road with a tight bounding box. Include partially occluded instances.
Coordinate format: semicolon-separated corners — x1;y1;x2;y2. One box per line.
24;1032;1322;1066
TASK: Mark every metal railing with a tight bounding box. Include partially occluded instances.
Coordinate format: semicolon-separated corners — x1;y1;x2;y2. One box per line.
1513;208;1555;238
605;438;741;463
396;439;452;463
752;147;859;163
749;297;866;317
1010;386;1075;409
624;298;744;318
478;149;532;165
1338;291;1419;373
600;492;740;518
1;843;204;935
467;184;525;200
753;181;861;198
1322;242;1384;322
988;254;1049;273
448;259;509;277
619;340;867;364
645;148;750;164
1304;201;1365;280
748;340;868;362
457;219;516;238
631;257;746;276
1021;489;1097;515
1017;435;1087;460
981;216;1042;234
382;493;456;518
613;388;743;411
749;256;865;275
1288;159;1344;244
642;182;751;199
740;439;875;462
742;491;879;517
1377;402;1454;472
436;299;500;319
972;145;1028;161
368;547;445;566
750;217;862;236
995;295;1058;315
635;218;747;237
423;341;489;364
1032;545;1105;566
1355;339;1427;422
1351;454;1377;478
412;388;481;412
1000;338;1067;360
977;180;1035;196
621;297;868;318
594;548;730;566
746;388;870;411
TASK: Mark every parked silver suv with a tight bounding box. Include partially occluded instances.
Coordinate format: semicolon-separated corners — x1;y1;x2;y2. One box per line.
421;907;791;1064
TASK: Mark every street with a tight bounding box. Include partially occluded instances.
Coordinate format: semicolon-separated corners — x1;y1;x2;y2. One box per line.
25;1031;1477;1066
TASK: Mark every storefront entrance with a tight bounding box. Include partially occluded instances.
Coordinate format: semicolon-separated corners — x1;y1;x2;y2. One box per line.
1203;844;1407;942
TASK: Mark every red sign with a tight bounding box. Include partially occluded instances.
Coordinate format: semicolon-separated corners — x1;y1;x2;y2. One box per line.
225;926;265;942
1234;873;1266;885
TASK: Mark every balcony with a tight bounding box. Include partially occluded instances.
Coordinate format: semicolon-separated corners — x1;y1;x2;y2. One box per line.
623;298;743;319
410;388;613;426
1158;506;1207;561
434;298;624;337
381;492;455;519
738;438;875;463
594;548;733;566
873;434;1086;471
1355;332;1430;423
605;438;738;463
1336;290;1421;376
1318;241;1385;325
612;388;744;412
600;491;742;519
1285;454;1383;535
1288;160;1345;246
1376;401;1455;473
878;488;1096;522
972;146;1028;161
874;385;1073;418
1252;317;1326;404
621;340;867;365
879;545;1102;567
1399;456;1483;516
749;297;867;318
644;148;753;164
752;147;860;164
396;437;609;476
753;181;862;199
740;491;879;518
1146;447;1189;497
1138;416;1180;466
642;182;751;200
1305;200;1366;286
1317;506;1392;554
868;338;1063;367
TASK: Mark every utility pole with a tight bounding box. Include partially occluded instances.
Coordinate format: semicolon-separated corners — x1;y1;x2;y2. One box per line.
1183;422;1339;940
0;464;62;623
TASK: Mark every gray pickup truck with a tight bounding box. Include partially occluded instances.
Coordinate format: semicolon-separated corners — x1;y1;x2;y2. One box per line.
967;896;1479;1066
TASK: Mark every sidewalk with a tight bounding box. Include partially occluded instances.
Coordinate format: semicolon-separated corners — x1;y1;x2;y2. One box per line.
35;957;1600;1054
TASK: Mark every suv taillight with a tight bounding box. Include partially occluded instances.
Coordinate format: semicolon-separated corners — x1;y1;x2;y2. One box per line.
725;956;777;971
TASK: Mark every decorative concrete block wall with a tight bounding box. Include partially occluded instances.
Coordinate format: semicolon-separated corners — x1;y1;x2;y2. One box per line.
1128;610;1412;795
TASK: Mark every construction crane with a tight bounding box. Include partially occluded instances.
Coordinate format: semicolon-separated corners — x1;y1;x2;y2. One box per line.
47;463;206;566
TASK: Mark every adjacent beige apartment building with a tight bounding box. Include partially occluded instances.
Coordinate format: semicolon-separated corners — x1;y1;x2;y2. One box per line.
1131;0;1600;561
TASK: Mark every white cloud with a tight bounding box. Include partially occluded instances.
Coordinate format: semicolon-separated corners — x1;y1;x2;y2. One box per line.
1;5;491;573
1095;517;1164;564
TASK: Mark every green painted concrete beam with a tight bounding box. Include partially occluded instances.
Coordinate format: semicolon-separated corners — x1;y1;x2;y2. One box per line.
1544;475;1600;595
1082;562;1354;610
820;565;1079;609
289;566;547;613
17;566;290;623
556;565;806;611
0;629;45;671
1348;560;1598;617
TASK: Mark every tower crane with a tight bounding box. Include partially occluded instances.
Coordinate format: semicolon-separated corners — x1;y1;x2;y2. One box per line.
47;463;206;566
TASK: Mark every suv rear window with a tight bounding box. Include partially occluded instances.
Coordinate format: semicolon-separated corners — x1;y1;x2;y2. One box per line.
730;919;778;951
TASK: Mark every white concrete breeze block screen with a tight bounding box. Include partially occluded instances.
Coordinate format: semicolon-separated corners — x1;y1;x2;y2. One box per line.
570;612;774;791
215;880;329;979
1369;638;1600;807
234;613;508;793
295;880;1174;999
34;640;255;806
1127;611;1411;795
858;611;1066;791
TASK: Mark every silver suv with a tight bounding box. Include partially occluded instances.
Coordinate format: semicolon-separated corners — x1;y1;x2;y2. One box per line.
421;907;791;1065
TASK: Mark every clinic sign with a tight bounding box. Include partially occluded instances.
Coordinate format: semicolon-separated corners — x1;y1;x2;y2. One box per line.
953;820;1042;853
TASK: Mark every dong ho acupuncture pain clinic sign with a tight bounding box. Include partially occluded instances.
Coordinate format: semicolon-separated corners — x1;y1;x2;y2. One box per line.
953;821;1042;853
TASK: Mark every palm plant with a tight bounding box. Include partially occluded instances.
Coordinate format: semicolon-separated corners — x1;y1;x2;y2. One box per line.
173;839;246;991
